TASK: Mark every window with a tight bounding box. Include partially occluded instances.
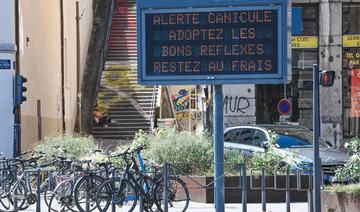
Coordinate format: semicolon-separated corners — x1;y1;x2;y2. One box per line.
253;130;267;147
224;128;255;146
343;3;360;137
224;128;242;144
239;129;254;146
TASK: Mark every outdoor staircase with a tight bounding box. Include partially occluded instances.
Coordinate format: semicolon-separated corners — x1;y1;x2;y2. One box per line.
91;0;157;141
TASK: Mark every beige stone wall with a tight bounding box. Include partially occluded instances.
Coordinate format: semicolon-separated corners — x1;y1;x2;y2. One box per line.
63;0;93;133
19;0;93;151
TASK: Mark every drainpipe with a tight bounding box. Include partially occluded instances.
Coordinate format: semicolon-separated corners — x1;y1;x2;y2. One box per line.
14;0;21;155
60;0;65;133
76;1;82;132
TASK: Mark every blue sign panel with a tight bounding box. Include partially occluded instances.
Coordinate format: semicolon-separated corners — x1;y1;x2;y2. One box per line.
137;0;289;85
0;60;11;69
292;7;303;36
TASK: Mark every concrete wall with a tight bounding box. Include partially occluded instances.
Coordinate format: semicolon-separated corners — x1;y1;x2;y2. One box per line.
19;0;93;150
318;2;343;148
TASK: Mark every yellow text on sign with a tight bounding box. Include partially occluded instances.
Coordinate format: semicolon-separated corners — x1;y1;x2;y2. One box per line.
291;36;318;49
343;35;360;47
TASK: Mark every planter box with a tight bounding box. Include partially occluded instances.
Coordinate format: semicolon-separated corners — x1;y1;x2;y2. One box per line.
181;175;309;203
322;190;360;212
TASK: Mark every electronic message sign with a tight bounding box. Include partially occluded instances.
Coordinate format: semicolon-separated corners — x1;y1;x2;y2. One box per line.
137;0;289;85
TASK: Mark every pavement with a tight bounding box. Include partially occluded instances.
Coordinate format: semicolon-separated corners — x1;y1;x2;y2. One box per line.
24;200;309;212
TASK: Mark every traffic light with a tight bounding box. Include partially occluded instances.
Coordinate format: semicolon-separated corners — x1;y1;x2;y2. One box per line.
320;70;335;87
14;74;27;107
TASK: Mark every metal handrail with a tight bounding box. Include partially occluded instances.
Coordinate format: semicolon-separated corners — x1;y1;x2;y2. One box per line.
148;86;158;122
90;0;114;117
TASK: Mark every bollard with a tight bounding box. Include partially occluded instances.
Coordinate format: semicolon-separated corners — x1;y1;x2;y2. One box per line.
86;180;90;212
36;169;41;212
139;176;144;212
286;168;290;212
261;169;266;212
297;169;301;191
241;164;247;212
308;169;313;212
274;170;278;190
13;184;18;211
111;169;116;212
25;171;30;193
13;166;18;211
163;162;169;212
250;169;253;190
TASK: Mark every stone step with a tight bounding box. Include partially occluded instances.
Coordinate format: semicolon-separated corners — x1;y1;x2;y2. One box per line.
92;126;150;132
92;134;139;140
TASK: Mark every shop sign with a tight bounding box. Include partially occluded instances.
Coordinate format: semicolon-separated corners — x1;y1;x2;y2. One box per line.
343;35;360;48
137;0;289;85
0;60;11;69
291;36;318;49
345;52;360;69
351;69;360;117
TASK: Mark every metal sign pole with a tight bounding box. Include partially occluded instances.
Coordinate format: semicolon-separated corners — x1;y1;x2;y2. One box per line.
213;85;224;212
312;64;321;212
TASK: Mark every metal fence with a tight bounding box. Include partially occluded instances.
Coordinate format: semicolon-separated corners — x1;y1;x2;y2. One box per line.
0;161;320;212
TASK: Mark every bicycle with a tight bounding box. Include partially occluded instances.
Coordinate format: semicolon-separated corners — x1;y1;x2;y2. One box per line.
95;146;157;212
72;150;113;212
0;152;43;212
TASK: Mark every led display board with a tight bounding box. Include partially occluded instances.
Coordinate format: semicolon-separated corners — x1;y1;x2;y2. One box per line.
137;0;289;85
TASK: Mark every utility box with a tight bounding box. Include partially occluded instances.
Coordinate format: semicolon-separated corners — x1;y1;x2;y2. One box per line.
0;0;16;157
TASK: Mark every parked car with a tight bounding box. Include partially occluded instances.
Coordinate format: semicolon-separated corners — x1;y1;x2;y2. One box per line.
224;124;350;180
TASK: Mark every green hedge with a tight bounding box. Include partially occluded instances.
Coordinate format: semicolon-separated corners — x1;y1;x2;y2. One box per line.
33;134;95;161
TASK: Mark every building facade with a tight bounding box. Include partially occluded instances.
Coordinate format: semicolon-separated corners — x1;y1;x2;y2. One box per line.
250;0;360;148
18;0;94;150
160;0;360;149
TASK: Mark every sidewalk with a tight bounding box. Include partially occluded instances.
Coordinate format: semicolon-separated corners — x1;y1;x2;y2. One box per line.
25;200;308;212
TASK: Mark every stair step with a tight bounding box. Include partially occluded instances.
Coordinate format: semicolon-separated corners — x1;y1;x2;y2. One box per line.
92;135;138;139
94;121;150;125
92;130;146;135
98;96;154;100
98;87;154;91
91;0;153;142
107;107;153;112
98;85;153;89
106;110;149;115
92;127;149;131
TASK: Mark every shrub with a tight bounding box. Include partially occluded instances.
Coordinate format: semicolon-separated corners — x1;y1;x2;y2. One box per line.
326;184;360;196
333;137;360;182
132;128;213;175
33;134;95;161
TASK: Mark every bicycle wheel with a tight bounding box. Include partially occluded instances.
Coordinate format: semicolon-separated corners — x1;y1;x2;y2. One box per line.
139;176;158;212
0;178;27;212
43;177;58;207
0;178;12;211
48;193;77;212
48;180;77;212
96;178;137;212
154;176;190;212
73;175;105;212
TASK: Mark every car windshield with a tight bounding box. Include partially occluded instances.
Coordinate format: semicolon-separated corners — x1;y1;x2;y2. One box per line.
265;126;327;148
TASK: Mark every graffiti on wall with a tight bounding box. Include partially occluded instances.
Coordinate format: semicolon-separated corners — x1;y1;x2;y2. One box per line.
223;85;256;127
168;87;204;131
171;89;191;112
223;96;251;114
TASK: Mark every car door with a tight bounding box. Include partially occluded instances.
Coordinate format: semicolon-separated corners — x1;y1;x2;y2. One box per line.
252;129;268;152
